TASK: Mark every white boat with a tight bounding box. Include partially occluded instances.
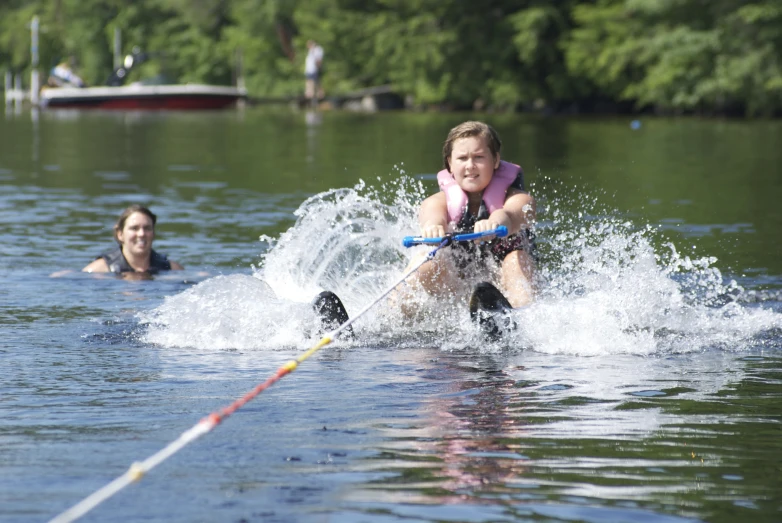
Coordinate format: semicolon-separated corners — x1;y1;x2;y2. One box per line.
40;83;247;110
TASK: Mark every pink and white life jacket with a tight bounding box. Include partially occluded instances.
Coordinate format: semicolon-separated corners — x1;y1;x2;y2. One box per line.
437;160;521;224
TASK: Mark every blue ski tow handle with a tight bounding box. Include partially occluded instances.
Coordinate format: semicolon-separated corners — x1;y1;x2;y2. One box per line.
402;225;508;247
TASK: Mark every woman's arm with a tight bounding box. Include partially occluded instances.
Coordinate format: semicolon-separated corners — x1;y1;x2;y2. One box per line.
170;260;185;270
82;258;110;273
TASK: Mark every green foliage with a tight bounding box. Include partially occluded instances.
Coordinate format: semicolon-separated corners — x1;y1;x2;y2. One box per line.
0;2;40;71
509;4;576;103
566;1;646;100
564;0;782;115
1;0;781;115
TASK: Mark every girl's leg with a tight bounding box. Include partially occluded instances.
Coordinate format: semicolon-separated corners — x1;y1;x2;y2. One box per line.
500;250;535;307
393;250;461;316
403;250;461;297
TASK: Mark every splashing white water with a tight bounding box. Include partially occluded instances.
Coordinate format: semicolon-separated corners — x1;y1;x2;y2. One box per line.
142;176;781;354
141;274;313;350
258;177;423;305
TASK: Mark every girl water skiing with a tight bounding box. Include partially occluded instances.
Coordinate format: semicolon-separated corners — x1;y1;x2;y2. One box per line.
406;120;536;311
314;121;536;338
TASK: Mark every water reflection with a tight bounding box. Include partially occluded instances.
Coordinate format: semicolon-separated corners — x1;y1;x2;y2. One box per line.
343;348;780;521
31;107;40;165
305;109;322;127
419;356;531;497
305;109;322;165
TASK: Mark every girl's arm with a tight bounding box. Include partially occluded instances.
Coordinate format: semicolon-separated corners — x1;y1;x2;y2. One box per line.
473;188;536;236
417;192;449;238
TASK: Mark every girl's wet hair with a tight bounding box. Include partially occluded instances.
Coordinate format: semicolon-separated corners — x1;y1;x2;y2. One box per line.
114;204;157;243
442;121;502;171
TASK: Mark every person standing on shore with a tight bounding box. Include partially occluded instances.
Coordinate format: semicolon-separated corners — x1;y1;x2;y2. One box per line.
304;40;324;106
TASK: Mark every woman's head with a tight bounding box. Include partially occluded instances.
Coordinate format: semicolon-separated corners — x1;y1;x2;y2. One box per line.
113;205;157;251
442;121;502;172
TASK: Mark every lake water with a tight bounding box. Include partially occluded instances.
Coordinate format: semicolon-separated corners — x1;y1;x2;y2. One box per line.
1;106;781;523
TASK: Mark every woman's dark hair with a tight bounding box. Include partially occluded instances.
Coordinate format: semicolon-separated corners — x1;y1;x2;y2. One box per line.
113;204;157;243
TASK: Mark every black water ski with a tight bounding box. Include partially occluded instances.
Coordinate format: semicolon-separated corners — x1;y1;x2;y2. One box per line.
469;282;514;341
312;290;352;337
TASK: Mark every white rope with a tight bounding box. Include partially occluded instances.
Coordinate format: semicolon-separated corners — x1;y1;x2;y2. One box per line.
49;419;215;523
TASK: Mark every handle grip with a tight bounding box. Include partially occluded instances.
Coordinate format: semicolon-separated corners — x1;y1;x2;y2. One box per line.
403;225;508;247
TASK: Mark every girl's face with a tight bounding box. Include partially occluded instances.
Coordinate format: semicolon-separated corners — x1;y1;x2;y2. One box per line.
449;136;500;194
117;212;154;258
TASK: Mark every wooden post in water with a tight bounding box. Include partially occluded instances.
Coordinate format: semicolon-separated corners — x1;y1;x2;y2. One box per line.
14;74;23;110
30;16;39;106
4;71;12;105
235;48;246;109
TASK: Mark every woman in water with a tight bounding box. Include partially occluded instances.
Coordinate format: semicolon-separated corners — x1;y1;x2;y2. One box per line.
83;204;183;275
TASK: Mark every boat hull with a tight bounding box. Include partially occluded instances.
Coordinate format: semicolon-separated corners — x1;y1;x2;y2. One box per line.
40;84;246;110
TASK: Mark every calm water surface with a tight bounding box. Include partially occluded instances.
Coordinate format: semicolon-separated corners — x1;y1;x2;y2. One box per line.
1;107;781;523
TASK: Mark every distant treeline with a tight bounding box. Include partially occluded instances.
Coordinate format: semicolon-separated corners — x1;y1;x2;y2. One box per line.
2;0;781;116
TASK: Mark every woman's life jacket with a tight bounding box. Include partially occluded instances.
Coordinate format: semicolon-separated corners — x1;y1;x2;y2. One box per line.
100;247;172;274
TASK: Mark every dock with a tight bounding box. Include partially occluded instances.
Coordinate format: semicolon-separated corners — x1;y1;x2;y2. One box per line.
248;85;404;112
4;72;28;106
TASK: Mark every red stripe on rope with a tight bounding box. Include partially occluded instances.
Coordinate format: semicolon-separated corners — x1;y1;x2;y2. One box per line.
205;365;294;425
